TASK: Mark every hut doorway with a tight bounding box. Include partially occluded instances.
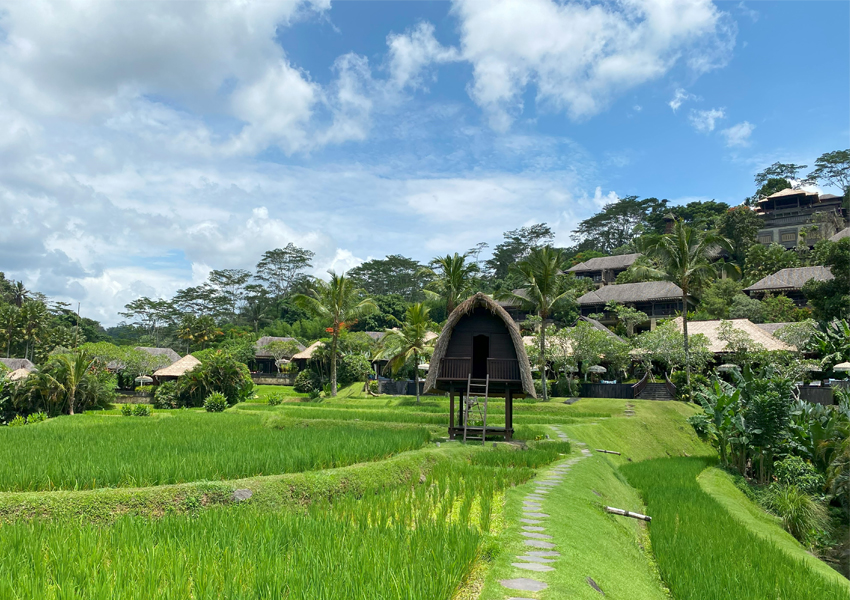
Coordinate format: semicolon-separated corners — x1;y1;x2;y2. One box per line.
472;335;489;379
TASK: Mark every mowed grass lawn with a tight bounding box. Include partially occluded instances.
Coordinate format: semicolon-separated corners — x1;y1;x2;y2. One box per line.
0;412;430;491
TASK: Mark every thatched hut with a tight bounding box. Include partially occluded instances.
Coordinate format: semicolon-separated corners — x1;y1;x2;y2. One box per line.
153;355;201;382
0;358;35;372
424;292;535;441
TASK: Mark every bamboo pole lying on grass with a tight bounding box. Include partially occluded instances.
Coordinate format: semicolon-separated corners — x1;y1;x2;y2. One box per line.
605;506;651;521
596;449;621;455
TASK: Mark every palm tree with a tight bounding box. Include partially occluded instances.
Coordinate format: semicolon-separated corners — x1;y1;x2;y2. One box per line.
11;281;28;307
293;272;377;396
19;301;48;361
0;304;19;358
54;352;95;415
497;247;573;401
635;220;737;386
378;303;437;405
421;253;479;314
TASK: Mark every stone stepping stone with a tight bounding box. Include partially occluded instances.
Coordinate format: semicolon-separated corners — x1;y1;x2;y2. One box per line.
512;562;555;572
524;539;556;549
523;504;542;509
526;551;560;557
523;512;549;518
523;526;546;532
520;518;542;525
499;578;548;592
521;531;553;539
533;489;550;494
526;495;544;500
517;555;556;563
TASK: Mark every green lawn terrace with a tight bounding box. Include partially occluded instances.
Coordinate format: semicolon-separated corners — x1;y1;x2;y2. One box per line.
0;383;846;599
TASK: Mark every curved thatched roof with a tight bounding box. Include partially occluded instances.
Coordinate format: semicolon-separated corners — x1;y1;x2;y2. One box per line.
292;341;324;361
423;292;536;398
154;354;201;378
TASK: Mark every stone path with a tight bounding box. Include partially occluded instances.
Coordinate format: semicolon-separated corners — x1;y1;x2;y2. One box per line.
497;425;590;597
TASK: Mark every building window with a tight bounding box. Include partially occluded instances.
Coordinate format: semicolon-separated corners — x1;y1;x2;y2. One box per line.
780;230;797;244
757;232;773;244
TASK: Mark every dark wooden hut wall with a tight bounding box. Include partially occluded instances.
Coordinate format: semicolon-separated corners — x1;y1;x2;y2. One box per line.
444;307;518;361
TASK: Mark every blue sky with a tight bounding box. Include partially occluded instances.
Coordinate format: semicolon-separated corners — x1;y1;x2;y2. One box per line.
0;1;846;324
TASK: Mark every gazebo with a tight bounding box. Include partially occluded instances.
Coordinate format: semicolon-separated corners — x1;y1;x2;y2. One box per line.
424;292;535;441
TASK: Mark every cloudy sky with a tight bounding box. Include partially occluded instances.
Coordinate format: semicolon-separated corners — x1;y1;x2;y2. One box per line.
0;0;847;325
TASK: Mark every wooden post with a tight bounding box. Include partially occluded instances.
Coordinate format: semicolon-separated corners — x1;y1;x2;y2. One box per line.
505;389;513;441
605;506;651;521
449;388;455;440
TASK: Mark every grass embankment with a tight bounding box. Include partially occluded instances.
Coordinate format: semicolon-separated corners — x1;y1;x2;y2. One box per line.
623;458;850;600
0;443;568;598
0;412;429;491
698;467;849;588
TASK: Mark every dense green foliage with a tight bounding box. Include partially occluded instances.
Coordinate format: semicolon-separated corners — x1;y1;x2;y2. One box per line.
177;351;254;407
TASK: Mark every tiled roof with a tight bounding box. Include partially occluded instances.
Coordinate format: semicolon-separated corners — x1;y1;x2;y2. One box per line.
568;253;641;273
744;266;833;292
577;281;684;305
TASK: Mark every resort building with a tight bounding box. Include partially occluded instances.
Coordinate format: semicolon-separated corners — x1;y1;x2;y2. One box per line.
567;253;641;286
754;189;846;248
744;266;833;306
576;281;688;331
253;336;306;374
672;317;795;354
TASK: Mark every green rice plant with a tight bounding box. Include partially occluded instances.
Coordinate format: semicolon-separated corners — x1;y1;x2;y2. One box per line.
469;441;571;469
623;458;848;600
0;413;430;491
765;484;830;545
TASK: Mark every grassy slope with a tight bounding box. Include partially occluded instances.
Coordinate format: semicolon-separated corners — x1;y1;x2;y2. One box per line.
698;467;849;589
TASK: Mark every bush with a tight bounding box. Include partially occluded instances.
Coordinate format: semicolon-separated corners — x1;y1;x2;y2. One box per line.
293;370;318;394
135;385;154;395
26;412;46;424
177;351;254;407
204;392;228;413
8;415;26;427
308;389;321;400
766;485;829;545
338;354;372;387
267;393;283;406
534;379;552;399
774;456;824;495
121;404;133;417
368;380;379;394
152;381;180;409
687;413;712;437
132;404;151;417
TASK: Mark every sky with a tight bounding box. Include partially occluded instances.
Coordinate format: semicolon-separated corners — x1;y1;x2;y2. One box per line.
0;0;847;326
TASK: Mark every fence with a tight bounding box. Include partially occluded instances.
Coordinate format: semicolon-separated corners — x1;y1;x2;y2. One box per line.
579;383;635;399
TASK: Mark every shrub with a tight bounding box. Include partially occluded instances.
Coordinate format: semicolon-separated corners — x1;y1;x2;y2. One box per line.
153;381;180;409
135;385;154;395
338;354;372;386
204;392;228;413
534;379;552;399
293;370;318;394
766;485;829;545
774;456;824;495
177;352;254;407
267;393;283;406
132;405;151;417
26;412;47;424
368;380;379;394
687;413;711;437
308;389;321;401
8;415;26;427
121;404;133;417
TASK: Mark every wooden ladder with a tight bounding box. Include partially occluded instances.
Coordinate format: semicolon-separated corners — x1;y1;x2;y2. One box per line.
463;373;489;444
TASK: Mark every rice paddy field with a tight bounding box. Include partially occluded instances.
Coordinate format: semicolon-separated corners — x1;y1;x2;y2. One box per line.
1;384;846;599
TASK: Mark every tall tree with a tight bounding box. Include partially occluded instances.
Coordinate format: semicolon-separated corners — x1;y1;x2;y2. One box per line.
19;300;48;361
571;196;668;254
9;281;29;307
255;243;315;298
421;254;479;315
241;284;274;333
53;351;95;415
754;162;807;190
207;269;251;318
666;200;730;231
348;255;426;300
635;221;737;386
119;297;174;345
485;224;554;279
717;205;762;266
805;149;850;198
378;303;437;405
803;238;850;321
293;272;377;396
496;247;573;401
0;304;19;358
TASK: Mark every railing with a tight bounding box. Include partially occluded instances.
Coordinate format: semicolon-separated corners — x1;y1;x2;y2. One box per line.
632;372;649;398
487;358;520;381
439;357;472;380
664;374;677;399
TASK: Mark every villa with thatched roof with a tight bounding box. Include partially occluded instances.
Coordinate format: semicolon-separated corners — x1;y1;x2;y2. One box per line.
253;336;306;374
291;341;324;371
576;281;688;331
744;266;833;305
672;317;795;354
153;354;201;382
567;253;641;286
0;358;36;372
424;292;535;441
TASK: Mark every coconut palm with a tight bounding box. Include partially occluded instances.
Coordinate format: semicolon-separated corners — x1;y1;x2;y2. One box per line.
0;304;19;358
378;303;437;405
293;272;377;396
635;220;737;386
19;300;48;361
496;247;573;401
10;281;29;307
53;352;95;415
421;253;479;314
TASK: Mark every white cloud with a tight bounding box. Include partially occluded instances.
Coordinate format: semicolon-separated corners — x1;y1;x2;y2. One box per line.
386;22;460;90
669;88;698;112
590;187;620;209
452;0;736;130
720;121;755;147
633;105;643;112
737;2;760;22
689;108;725;133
